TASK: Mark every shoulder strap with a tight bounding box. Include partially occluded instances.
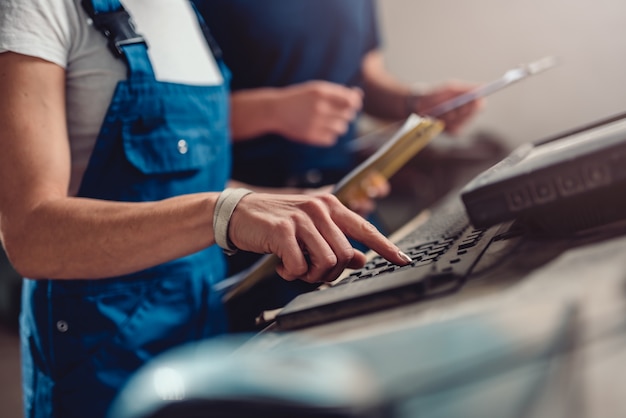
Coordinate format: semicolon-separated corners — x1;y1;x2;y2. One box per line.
81;0;154;78
81;0;146;58
189;1;223;60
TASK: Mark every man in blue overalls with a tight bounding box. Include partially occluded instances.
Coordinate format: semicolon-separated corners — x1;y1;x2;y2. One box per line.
18;1;233;416
0;1;411;417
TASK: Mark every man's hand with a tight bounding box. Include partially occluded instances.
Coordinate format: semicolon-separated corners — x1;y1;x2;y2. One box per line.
230;80;363;145
336;171;390;217
228;192;411;283
414;81;485;135
269;80;363;145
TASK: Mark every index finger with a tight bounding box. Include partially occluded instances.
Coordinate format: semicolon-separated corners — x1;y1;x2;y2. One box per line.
324;197;411;266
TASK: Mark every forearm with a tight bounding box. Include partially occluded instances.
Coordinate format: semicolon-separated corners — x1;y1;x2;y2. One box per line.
362;80;412;121
361;50;413;120
230;88;280;141
2;193;219;280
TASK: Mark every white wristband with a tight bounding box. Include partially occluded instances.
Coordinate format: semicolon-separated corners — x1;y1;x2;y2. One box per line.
213;188;253;256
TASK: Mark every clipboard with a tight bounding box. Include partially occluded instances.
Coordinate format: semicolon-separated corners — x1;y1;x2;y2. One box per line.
219;114;444;301
349;56;557;153
426;55;557;117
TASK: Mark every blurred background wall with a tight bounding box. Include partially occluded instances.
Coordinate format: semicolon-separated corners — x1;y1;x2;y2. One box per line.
377;0;626;148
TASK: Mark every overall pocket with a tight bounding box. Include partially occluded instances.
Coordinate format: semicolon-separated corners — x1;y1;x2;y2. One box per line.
120;114;228;200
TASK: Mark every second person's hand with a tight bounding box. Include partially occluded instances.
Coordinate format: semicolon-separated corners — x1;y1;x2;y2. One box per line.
271;80;364;146
413;81;485;135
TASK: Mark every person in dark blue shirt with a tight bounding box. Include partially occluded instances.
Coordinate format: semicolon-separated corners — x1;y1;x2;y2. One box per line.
194;0;483;331
196;0;482;191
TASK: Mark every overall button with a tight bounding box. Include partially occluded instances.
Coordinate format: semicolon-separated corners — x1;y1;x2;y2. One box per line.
177;139;189;154
56;320;69;333
304;169;322;185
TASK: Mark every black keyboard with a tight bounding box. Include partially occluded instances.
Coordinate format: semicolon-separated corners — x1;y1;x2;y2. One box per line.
275;198;501;330
335;222;489;290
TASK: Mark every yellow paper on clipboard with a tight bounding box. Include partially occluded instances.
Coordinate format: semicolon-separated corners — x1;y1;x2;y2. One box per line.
333;114;443;202
220;114;444;302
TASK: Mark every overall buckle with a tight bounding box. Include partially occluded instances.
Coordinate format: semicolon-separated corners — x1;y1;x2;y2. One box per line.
87;7;147;58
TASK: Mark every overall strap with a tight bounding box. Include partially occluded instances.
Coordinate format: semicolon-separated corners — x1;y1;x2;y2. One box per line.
189;1;223;61
81;0;155;79
189;1;232;83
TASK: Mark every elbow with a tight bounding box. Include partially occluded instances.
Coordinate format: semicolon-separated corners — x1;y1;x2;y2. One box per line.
1;197;71;279
2;239;34;279
1;232;51;280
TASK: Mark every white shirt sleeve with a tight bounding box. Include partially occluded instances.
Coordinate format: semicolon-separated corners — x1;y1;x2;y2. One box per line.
0;0;80;68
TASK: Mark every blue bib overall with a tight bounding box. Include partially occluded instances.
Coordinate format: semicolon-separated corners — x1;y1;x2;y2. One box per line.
20;2;231;417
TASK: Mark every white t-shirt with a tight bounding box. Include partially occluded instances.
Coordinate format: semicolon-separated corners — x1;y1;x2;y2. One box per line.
0;0;223;195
